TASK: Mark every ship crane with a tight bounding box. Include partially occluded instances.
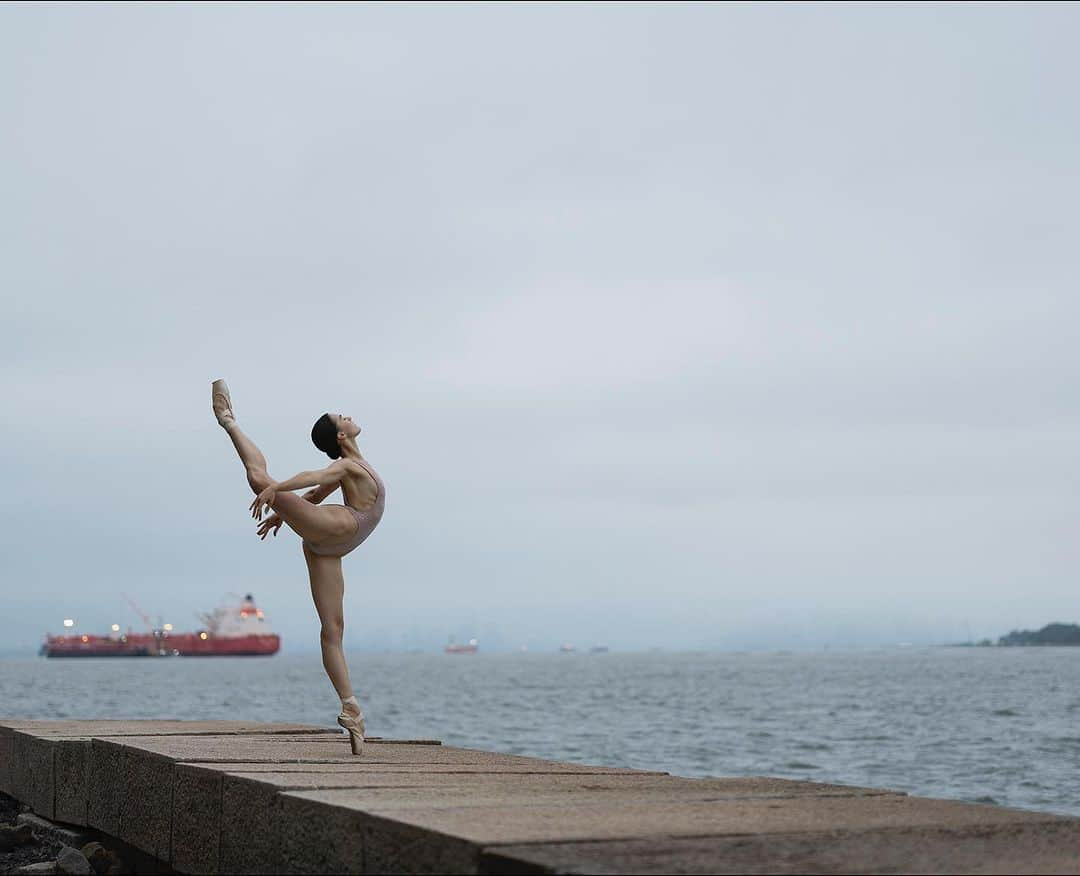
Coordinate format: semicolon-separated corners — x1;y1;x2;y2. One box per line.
122;592;154;633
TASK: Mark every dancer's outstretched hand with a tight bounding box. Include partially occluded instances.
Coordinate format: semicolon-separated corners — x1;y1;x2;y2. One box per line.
257;514;283;540
250;484;277;520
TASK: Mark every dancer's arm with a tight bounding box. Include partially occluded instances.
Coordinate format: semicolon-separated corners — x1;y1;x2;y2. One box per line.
250;462;355;519
301;482;339;505
255;483;337;540
274;462;351;493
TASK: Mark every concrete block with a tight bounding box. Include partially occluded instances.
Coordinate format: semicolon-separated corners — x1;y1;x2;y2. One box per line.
275;792;368;876
237;772;833;875
118;747;174;862
220;774;281;875
242;771;896;808
360;793;1073;846
364;810;477;876
4;731;27;804
18;720;1080;876
95;734;362;765
189;756;676;873
86;739;124;836
217;768;536;875
54;739;91;826
10;731;58;819
215;768;676;875
220;772;367;875
172;764;224;875
481;820;1080;875
0;726;13;795
12;733;97;823
274;788;1079;875
111;736;648;770
276;792;473;875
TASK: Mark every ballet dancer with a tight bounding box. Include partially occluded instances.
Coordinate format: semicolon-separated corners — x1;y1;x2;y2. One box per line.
211;379;385;754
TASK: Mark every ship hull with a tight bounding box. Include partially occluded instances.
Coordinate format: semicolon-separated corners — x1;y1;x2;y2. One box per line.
41;645;153;658
42;633;280;658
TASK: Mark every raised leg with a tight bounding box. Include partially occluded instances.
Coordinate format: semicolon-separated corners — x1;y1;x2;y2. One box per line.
304;543;357;705
222;421;270;495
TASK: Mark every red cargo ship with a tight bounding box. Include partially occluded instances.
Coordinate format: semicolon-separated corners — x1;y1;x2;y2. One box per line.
41;594;281;658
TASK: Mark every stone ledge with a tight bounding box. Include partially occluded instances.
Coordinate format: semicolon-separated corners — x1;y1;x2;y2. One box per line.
6;720;1080;876
480;821;1080;875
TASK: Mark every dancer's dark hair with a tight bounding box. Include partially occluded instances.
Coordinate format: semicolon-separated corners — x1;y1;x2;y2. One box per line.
311;413;341;459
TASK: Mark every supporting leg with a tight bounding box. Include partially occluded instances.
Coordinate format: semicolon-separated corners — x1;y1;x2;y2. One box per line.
304;544;357;706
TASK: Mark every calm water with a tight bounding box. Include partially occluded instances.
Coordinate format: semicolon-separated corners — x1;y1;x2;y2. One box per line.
2;648;1078;816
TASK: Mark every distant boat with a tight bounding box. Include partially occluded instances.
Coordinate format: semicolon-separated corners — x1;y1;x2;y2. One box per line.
589;645;609;654
559;643;576;653
445;637;478;654
41;594;280;658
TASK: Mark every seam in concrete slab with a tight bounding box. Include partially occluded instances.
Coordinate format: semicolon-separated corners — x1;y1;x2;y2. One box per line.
168;760;175;865
217;765;225;875
183;765;667;775
49;742;56;821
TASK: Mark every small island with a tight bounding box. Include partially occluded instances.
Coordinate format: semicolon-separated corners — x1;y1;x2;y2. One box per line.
998;622;1080;646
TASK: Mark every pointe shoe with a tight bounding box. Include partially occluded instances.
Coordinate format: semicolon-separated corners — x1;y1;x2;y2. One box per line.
211;379;235;428
337;708;365;756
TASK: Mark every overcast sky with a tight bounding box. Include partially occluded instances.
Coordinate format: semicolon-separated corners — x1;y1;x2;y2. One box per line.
2;3;1077;653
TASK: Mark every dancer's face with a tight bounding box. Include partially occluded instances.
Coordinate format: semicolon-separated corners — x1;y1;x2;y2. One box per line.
334;413;361;439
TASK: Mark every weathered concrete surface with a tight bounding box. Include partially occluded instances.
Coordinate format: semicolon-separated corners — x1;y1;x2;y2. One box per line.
85;734;471;867
1;725;350;828
91;735;581;766
119;747;175;862
8;730;63;819
6;733;98;824
9;720;1080;876
252;774;892;876
0;728;12;795
481;821;1080;875
216;772;846;876
179;763;667;875
173;760;647;775
175;756;670;871
0;719;341;825
89;729;653;860
172;763;226;875
87;737;124;837
54;737;91;826
278;789;1080;875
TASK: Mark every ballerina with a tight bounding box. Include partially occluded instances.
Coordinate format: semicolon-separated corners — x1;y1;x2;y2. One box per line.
211;379;385;755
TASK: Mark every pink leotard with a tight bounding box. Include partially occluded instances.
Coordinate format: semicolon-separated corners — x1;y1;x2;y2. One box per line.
304;457;385;558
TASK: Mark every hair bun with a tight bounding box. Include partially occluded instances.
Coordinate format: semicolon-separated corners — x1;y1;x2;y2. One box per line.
311;412;342;460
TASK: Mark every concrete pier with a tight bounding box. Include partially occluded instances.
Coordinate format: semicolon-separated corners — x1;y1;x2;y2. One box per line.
3;719;1080;874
